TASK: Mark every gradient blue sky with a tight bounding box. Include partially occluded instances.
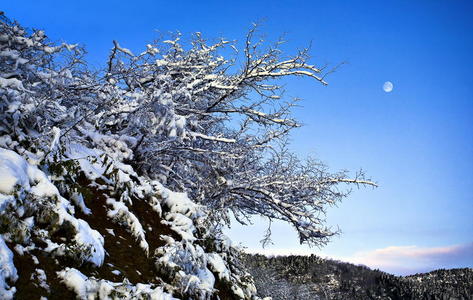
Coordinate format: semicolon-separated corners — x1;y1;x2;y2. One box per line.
4;0;472;275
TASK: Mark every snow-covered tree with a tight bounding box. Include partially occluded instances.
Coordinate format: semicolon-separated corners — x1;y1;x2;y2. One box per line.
0;15;375;248
0;14;375;299
98;26;377;246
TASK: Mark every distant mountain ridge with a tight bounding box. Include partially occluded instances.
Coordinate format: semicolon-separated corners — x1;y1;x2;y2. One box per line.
243;253;473;299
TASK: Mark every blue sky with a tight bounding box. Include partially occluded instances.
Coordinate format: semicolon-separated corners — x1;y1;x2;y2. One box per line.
4;0;472;275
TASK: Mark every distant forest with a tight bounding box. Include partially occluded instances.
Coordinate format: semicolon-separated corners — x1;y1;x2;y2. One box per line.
243;253;473;300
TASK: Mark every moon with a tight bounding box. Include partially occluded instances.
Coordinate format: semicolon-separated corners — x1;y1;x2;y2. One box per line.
383;81;394;93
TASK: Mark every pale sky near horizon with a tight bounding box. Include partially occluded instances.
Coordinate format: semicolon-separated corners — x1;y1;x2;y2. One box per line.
3;0;472;275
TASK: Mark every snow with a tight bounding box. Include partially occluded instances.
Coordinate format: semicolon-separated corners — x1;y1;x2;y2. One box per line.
43;239;62;253
207;253;231;281
156;187;204;242
0;49;20;59
13;245;24;256
231;285;246;299
106;197;149;253
74;220;105;266
0;236;18;299
160;188;199;218
0;148;105;266
209;82;237;90
31;269;50;292
71;193;92;215
57;268;177;299
57;268;92;297
0;77;25;90
54;199;105;266
31;255;39;265
191;132;236;143
196;268;215;291
26;165;61;198
49;127;61;151
0;147;30;195
65;143;106;181
149;181;254;298
105;228;115;236
113;41;134;57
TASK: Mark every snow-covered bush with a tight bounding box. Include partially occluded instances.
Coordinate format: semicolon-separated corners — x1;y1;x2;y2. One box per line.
0;13;374;299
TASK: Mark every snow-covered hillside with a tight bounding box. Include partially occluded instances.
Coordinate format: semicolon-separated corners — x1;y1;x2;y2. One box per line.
0;146;258;299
